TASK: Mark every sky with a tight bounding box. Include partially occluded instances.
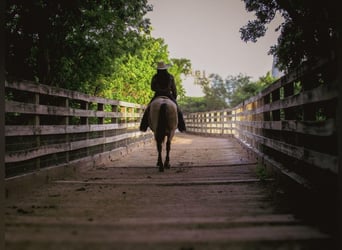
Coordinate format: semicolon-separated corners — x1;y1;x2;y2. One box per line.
146;0;283;96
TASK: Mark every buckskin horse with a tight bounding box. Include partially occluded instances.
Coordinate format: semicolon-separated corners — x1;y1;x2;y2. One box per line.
148;96;178;172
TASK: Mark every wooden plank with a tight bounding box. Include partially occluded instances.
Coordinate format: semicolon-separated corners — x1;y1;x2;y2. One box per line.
232;84;338;118
5;101;135;118
235;119;335;136
239;129;338;174
260;84;338;114
5;131;145;163
5;81;145;109
258;57;333;98
5;134;334;249
5;123;140;136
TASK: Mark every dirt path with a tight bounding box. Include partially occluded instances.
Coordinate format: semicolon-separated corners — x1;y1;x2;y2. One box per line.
5;133;334;249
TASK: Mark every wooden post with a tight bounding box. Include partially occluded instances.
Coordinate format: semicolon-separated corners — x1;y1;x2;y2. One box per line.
64;98;70;163
220;111;224;135
263;94;271;121
255;97;263;152
271;89;280;121
0;1;5;245
98;103;104;125
232;109;236;137
284;82;295;120
336;24;342;248
127;107;132;127
301;76;316;121
120;106;124;125
338;59;342;250
34;93;40;171
80;101;89;125
111;105;118;124
0;4;5;245
0;82;4;250
97;103;105;152
80;101;89;156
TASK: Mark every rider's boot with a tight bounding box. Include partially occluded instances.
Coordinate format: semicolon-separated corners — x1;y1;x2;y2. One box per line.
177;110;186;132
139;107;150;132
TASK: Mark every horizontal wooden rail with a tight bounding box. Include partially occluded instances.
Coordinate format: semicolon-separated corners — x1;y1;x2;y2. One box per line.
234;119;335;136
5;81;141;108
185;57;339;190
5;124;133;136
6;131;143;163
5;81;152;178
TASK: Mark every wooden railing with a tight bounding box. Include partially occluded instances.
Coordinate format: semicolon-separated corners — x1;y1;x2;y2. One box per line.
5;57;339;193
185;57;339;189
5;81;152;179
184;110;235;136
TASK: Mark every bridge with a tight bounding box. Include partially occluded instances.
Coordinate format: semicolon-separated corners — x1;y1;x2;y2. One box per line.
4;58;340;249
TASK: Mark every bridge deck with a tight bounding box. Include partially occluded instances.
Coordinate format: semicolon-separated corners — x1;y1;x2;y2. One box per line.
5;133;334;249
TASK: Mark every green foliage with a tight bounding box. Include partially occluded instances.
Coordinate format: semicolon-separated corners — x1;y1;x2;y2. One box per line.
227;72;275;107
240;1;339;71
98;35;169;104
192;74;228;111
6;0;152;89
224;74;252;107
91;35;192;104
5;1;192;105
178;96;208;113
256;163;269;182
192;71;275;111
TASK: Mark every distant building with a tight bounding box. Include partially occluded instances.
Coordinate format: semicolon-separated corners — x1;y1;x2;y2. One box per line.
271;55;284;78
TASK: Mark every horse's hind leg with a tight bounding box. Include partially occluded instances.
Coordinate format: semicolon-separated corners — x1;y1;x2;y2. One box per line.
156;141;164;172
164;137;171;169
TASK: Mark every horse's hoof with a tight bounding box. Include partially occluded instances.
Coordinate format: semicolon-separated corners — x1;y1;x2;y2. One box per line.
164;164;170;169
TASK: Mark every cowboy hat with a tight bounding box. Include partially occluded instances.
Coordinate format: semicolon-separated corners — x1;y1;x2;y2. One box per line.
156;61;171;70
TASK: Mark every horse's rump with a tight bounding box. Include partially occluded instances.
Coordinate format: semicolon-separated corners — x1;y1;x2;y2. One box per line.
149;96;178;134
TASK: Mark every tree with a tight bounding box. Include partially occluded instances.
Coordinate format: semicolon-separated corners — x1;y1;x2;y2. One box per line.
226;72;275;107
98;35;169;104
94;35;192;105
178;96;208;113
240;0;339;72
169;58;192;99
6;0;152;89
6;1;193;105
192;71;275;111
225;74;252;107
193;73;228;111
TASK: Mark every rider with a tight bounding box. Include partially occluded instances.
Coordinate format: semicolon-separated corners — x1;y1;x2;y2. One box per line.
139;61;186;132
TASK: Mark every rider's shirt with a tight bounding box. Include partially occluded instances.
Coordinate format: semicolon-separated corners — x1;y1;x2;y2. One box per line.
151;72;177;101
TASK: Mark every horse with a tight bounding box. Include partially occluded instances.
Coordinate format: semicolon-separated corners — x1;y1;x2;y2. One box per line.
148;96;178;172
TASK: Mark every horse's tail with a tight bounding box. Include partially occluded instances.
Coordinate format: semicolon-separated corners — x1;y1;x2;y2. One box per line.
156;103;167;144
